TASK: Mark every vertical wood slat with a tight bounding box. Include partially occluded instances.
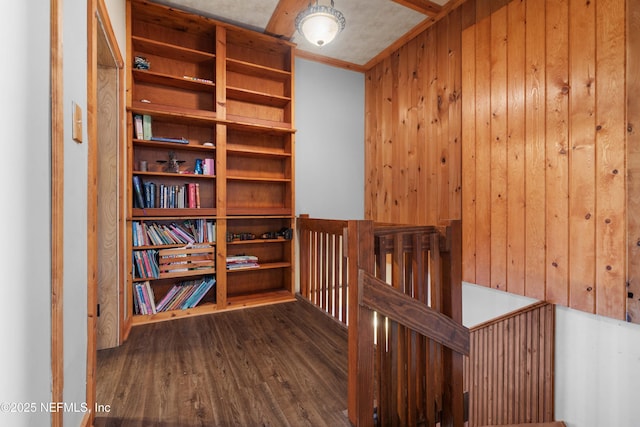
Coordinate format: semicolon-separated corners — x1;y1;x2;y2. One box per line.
490;5;508;291
473;15;492;286
627;0;640;323
351;221;376;427
544;0;570;306
568;0;597;313
448;7;463;220
524;0;547;301
594;0;626;320
463;302;555;427
461;26;476;284
506;0;526;297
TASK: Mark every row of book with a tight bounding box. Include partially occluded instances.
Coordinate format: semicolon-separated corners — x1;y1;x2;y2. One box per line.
133;276;216;315
133;249;159;279
133;176;204;209
133;219;216;247
226;255;259;270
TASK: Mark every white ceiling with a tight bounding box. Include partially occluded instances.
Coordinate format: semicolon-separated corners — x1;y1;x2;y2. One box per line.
154;0;451;68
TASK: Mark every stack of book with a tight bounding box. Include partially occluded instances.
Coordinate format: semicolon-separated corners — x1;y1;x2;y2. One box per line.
133;277;216;315
226;255;259;270
132;220;215;247
133;281;156;314
133;249;159;279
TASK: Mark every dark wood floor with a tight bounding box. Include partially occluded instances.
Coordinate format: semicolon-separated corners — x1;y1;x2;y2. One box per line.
95;298;351;427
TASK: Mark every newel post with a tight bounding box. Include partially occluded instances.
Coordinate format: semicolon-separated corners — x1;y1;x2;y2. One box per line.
347;220;374;426
440;219;464;427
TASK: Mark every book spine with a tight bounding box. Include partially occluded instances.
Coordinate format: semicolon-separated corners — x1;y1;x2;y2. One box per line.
195;183;201;208
142;114;153;140
203;158;215;176
188;183;196;208
132;175;145;209
134;114;143;139
144;281;157;314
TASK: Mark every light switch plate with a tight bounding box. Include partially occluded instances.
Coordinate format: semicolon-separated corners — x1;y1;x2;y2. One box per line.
72;102;83;143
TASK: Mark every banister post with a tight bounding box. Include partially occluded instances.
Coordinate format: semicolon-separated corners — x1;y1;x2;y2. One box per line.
440;219;464;427
347;220;374;426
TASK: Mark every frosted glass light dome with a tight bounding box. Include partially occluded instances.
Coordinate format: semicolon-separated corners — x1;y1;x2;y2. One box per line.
295;1;346;47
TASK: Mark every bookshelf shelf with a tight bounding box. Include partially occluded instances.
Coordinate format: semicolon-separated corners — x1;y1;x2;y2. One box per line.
227;262;291;273
133;69;216;92
126;0;295;328
133;138;216;152
227;86;291;108
226;57;291;81
134;171;216;180
132;36;215;63
132;208;218;217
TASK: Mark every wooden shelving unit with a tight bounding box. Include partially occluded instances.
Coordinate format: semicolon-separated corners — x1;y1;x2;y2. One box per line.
125;0;296;327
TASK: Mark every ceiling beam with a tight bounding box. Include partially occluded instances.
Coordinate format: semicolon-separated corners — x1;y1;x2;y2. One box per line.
392;0;442;16
265;0;310;39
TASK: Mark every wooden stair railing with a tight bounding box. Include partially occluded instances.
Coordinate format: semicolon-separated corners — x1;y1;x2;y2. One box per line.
357;270;470;427
297;218;468;426
297;216;349;324
348;220;468;427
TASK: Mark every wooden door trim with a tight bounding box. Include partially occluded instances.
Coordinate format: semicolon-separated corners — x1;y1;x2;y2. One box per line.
51;0;64;425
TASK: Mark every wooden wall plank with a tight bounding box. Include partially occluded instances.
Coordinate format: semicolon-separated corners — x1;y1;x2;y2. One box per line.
415;32;428;225
407;38;424;223
595;0;626;320
461;26;477;283
382;56;394;223
628;0;640;323
568;0;597;313
425;26;439;226
407;37;420;225
524;0;547;301
544;0;570;306
474;16;492;286
448;7;463;221
506;0;526;296
437;18;451;222
490;6;508;291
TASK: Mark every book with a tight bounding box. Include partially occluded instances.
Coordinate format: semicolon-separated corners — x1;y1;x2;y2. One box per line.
188;183;196;208
144;281;157;314
132;175;146;209
203;158;214;176
149;136;189;144
134;114;143;139
142;114;153;140
182;277;216;309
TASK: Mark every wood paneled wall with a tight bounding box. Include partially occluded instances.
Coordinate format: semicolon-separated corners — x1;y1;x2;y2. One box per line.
463;302;555;426
365;0;635;322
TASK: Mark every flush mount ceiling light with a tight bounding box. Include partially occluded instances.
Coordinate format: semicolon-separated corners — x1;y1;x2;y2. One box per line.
295;0;346;47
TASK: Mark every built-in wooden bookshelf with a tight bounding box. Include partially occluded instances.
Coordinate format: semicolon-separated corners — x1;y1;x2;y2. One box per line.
125;0;295;326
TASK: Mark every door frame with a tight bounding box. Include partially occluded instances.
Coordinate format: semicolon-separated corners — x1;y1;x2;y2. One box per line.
85;0;125;425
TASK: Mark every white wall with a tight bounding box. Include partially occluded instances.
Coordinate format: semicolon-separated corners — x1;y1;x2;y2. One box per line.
555;306;640;427
294;58;365;220
0;2;53;426
463;283;640;427
62;0;90;424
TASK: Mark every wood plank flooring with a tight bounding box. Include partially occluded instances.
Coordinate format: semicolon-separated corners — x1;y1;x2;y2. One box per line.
95;299;351;427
